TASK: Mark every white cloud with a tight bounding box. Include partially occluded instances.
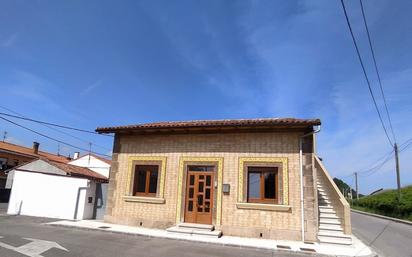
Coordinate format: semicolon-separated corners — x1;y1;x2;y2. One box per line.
0;32;19;48
80;80;103;96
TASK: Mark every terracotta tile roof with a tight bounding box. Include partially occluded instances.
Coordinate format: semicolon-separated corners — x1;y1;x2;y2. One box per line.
96;118;321;134
47;160;108;182
0;141;70;163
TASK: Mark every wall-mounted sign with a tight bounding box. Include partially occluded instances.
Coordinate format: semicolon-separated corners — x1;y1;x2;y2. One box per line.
223;183;230;194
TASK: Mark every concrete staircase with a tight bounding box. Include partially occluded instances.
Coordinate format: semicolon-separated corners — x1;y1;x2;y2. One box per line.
166;223;222;238
317;181;352;245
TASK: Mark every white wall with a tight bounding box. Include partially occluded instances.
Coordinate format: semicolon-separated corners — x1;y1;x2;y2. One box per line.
7;171;95;220
5;159;66;189
69;155;110;178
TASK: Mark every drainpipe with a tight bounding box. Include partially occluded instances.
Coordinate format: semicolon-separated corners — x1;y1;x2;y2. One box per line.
299;125;321;242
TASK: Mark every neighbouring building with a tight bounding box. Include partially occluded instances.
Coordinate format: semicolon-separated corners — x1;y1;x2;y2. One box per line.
7;159;108;220
68;153;111;219
96;118;351;244
69;153;111;178
0;141;70;202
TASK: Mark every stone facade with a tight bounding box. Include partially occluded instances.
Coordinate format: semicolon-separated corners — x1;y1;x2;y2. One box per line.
105;131;318;241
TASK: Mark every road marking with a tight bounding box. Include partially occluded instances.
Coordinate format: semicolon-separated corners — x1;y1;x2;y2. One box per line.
0;236;68;257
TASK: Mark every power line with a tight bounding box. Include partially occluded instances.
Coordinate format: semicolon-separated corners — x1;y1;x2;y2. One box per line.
0;115;111;158
339;148;393;178
359;0;397;143
340;0;394;147
399;136;412;149
0;111;112;137
0;106;112;151
359;151;394;177
400;139;412;152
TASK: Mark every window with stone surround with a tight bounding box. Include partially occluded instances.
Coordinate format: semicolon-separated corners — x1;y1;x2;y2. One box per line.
247;166;279;204
132;165;159;197
238;157;289;210
124;157;167;203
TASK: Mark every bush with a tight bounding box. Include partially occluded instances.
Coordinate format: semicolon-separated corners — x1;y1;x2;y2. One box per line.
351;186;412;221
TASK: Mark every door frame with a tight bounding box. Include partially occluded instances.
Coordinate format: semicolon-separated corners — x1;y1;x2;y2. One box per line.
184;168;215;224
176;157;223;226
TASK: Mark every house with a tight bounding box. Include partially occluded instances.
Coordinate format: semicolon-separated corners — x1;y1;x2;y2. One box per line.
0;141;70;202
7;158;108;220
95;118;351;245
69;153;111;178
68;153;111;219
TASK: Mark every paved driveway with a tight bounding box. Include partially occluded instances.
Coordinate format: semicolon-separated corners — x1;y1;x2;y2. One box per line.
0;215;315;257
351;211;412;257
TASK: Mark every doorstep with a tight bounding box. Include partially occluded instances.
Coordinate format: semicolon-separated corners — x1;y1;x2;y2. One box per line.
47;220;374;257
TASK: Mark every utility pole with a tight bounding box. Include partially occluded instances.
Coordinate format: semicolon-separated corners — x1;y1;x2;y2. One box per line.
88;142;92;165
355;172;359;200
394;143;401;202
2;131;7;142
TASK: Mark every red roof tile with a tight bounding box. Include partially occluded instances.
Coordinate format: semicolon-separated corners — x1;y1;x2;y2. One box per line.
0;141;71;163
96;118;321;134
47;160;108;182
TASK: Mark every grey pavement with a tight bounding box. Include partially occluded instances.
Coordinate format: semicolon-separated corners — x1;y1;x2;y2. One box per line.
351;211;412;257
0;215;318;257
0;203;7;212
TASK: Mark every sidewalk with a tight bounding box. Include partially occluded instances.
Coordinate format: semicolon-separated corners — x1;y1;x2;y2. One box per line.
48;220;374;257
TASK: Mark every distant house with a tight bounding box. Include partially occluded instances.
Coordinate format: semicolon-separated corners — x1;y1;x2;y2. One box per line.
69;153;111;178
68;153;111;219
0;141;70;202
96;118;352;245
7;159;108;220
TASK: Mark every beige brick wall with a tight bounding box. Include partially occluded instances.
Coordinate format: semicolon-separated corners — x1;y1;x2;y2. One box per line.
105;132;317;241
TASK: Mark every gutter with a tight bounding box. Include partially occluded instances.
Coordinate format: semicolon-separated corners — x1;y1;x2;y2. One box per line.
299;125;321;242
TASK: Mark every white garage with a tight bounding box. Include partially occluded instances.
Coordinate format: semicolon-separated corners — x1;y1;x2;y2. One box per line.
7;159;108;220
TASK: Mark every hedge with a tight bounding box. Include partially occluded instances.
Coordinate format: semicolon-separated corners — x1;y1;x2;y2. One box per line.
351;186;412;221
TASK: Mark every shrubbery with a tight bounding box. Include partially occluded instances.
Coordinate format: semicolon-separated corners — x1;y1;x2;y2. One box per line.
351;186;412;221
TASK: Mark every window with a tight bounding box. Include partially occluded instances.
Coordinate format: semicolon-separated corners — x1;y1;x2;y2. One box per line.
247;166;278;204
0;158;7;170
132;165;159;197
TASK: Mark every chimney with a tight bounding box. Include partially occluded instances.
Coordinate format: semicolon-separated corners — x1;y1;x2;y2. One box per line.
73;152;80;160
33;141;40;154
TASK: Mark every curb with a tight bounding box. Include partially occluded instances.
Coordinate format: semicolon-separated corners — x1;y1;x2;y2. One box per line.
351;209;412;226
47;223;330;257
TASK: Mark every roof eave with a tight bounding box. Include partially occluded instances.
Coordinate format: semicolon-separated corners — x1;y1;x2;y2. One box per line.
96;124;320;135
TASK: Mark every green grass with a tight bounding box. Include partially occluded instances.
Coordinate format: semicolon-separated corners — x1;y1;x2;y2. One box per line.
351;185;412;222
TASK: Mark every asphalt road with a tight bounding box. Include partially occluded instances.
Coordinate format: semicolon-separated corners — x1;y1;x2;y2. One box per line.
0;215;315;257
351;211;412;257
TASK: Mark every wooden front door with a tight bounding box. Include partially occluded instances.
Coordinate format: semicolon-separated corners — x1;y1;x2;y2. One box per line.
184;168;214;224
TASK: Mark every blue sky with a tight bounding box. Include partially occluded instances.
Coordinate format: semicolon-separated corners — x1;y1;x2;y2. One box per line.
0;0;411;194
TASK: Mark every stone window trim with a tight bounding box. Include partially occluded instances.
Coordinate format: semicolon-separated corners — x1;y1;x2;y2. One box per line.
122;195;165;204
238;157;289;207
236;202;291;212
125;156;167;203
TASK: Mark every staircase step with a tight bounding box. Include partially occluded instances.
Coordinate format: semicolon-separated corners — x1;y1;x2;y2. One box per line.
319;213;339;219
319;205;333;210
318;192;328;198
319;199;331;204
318;236;352;246
319;224;344;232
319;209;336;215
320;218;341;225
166;226;222;238
177;223;214;231
318;231;351;239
